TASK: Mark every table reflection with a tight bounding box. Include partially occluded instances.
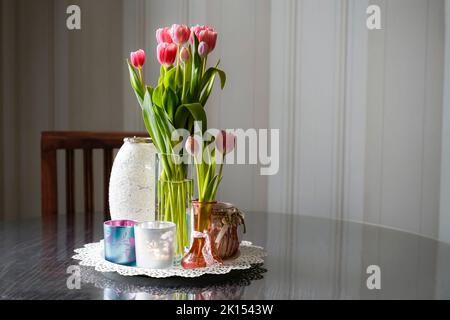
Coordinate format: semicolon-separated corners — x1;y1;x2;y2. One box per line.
79;265;266;300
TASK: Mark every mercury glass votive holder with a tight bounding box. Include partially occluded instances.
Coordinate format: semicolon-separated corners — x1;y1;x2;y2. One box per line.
103;220;137;265
134;221;176;269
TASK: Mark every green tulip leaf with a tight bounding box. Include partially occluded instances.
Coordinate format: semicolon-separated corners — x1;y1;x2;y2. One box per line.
126;60;145;106
158;65;165;85
162;88;178;122
190;34;201;99
174;102;207;134
199;66;226;106
142;91;160;150
164;67;177;91
201;67;226;90
182;55;192;103
143;88;177;156
176;67;183;88
146;85;154;96
152;84;164;108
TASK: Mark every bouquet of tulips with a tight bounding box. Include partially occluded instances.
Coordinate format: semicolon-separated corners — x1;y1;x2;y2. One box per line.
127;24;231;261
127;24;225;159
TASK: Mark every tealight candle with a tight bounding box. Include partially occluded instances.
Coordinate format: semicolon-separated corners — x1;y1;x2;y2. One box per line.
134;221;176;269
104;219;137;265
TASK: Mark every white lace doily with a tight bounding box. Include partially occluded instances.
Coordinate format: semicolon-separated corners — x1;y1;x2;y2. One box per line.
72;241;266;278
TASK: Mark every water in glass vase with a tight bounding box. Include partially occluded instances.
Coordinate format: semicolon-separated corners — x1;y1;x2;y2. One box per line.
155;153;193;264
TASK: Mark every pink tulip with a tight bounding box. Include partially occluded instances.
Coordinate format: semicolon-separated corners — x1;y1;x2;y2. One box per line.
198;29;217;53
190;25;214;43
190;24;205;42
157;42;177;66
198;42;209;58
170;24;190;45
180;47;190;63
130;49;145;68
216;130;236;155
156;27;173;44
185;136;200;157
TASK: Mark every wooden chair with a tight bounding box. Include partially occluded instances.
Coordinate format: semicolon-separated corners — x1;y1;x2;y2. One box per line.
41;131;148;236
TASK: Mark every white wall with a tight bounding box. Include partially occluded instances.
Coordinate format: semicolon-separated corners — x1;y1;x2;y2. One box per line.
1;0;57;220
268;0;351;219
268;0;447;241
439;0;450;243
365;0;444;238
1;0;126;219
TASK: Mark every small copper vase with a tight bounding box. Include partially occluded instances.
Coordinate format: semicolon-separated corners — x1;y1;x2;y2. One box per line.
210;202;246;259
181;200;221;269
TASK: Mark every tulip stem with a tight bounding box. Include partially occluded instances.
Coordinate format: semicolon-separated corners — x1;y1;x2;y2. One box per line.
182;63;186;103
138;67;143;85
211;153;224;200
175;45;180;90
201;57;207;77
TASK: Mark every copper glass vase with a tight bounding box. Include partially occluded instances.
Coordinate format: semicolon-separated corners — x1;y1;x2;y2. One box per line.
181;200;221;269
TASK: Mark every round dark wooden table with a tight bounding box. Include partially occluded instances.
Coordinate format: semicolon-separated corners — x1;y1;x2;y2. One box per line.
1;212;450;299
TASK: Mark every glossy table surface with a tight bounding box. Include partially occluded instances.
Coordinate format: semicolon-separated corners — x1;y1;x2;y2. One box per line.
1;212;450;300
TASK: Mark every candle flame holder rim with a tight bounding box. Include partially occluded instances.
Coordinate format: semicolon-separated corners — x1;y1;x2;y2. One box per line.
134;221;176;230
104;219;137;228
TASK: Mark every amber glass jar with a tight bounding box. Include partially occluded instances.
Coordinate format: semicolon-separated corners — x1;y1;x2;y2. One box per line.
210;202;246;259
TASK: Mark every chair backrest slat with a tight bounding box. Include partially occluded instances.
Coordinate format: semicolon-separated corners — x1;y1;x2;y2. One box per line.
65;149;75;227
83;148;94;232
41;148;58;223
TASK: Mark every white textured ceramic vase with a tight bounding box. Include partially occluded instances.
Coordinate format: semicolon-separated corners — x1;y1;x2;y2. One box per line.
109;137;156;222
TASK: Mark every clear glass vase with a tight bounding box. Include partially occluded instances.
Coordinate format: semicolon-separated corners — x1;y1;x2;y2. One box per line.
155;153;193;264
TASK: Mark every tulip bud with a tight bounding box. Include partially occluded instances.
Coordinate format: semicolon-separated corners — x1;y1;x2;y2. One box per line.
171;24;190;45
216;130;236;155
130;49;145;68
156;27;173;44
198;29;217;53
198;41;209;58
180;47;190;63
185;136;200;157
157;42;177;67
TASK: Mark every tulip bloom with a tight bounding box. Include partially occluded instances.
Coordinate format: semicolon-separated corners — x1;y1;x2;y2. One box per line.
216;130;236;155
130;49;145;68
198;29;217;53
198;42;209;58
180;47;190;63
185;136;200;157
157;42;177;66
190;25;214;43
171;24;190;45
190;24;205;42
156;27;173;44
